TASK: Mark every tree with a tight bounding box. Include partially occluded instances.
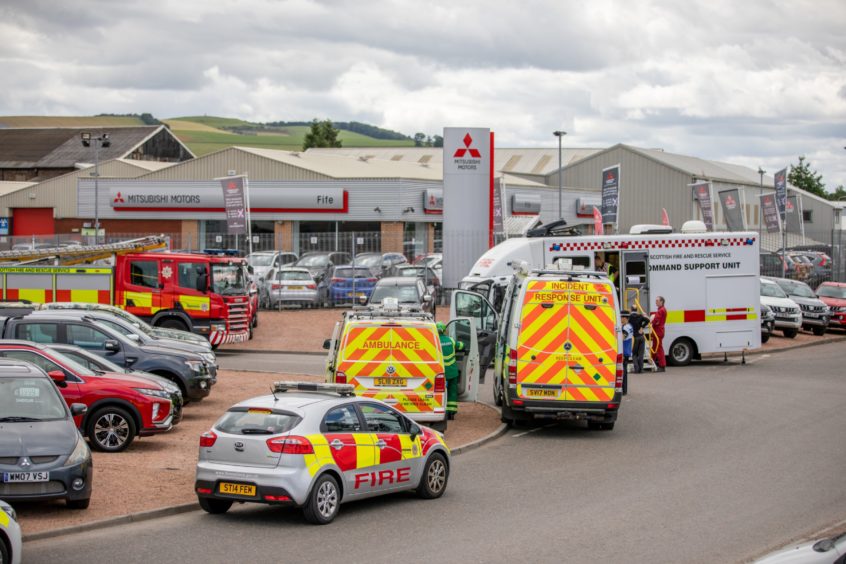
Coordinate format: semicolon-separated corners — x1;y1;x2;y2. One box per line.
302;119;342;150
788;156;827;199
830;185;846;201
413;133;426;147
432;135;443;148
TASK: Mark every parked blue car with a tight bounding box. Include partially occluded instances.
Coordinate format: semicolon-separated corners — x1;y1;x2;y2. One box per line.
326;266;378;306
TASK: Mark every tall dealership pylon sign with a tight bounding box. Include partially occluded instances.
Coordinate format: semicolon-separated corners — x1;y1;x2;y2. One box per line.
442;128;493;288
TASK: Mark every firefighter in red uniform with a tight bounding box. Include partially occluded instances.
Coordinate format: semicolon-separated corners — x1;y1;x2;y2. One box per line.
651;296;667;372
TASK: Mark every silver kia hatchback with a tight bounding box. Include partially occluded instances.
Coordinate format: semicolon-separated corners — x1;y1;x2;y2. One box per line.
195;382;450;524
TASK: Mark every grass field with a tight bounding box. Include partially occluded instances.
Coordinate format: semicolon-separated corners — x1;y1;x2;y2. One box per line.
0;116;146;128
0;114;414;156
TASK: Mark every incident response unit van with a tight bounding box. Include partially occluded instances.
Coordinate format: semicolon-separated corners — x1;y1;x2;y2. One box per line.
324;298;480;432
493;268;623;430
461;221;761;366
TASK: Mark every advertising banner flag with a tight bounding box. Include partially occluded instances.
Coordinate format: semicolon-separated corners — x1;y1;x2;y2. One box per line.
774;168;788;221
718;189;745;231
600;164;620;226
785;194;803;234
760;193;781;233
593;207;604;235
661;208;670;227
492;177;504;238
690;181;714;231
219;175;247;235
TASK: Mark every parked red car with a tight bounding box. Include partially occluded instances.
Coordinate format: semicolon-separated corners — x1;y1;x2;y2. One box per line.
816;282;846;330
0;341;174;452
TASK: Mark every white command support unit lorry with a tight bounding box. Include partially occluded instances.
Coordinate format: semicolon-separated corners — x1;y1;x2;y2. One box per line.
460;222;761;365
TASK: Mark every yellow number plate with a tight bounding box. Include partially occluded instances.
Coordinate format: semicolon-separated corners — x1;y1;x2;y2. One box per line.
288;285;304;290
218;482;256;496
374;377;407;387
524;388;559;398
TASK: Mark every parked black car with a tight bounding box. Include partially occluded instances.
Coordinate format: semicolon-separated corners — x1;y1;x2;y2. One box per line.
0;358;93;509
0;314;213;402
294;252;352;283
367;277;435;314
353;252;408;278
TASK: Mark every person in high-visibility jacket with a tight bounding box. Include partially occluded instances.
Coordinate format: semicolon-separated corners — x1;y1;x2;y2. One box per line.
437;322;463;420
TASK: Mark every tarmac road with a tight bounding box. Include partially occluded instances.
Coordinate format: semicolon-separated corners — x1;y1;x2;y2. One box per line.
25;343;846;563
217;350;326;376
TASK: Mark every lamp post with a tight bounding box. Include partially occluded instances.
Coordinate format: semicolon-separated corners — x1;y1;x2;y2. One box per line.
757;166;765;240
80;132;111;244
553;130;567;220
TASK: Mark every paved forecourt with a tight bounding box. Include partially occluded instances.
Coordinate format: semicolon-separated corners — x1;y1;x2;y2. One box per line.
23;342;846;563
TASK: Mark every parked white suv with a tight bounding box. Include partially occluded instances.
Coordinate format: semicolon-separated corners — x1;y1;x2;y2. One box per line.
760;278;802;338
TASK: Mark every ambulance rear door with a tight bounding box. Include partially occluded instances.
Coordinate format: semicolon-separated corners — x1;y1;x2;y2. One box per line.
324;320;342;382
336;321;443;418
445;317;479;402
449;290;498;375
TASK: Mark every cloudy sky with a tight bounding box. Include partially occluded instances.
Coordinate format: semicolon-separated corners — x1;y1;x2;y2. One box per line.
2;0;845;189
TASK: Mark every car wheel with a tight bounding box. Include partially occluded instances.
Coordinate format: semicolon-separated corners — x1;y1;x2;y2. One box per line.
812;326;826;336
198;497;232;514
0;534;8;562
86;407;136;453
588;420;615;431
783;328;798;338
761;332;770;343
66;497;90;510
303;474;340;525
416;452;449;499
669;337;695;366
431;418;448;433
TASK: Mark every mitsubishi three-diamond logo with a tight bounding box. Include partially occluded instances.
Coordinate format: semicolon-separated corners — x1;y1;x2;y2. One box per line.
453;133;481;158
113;192;125;204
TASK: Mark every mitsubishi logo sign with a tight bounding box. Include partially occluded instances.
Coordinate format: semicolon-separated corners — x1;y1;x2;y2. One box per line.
453;133;482;158
113;192;125;204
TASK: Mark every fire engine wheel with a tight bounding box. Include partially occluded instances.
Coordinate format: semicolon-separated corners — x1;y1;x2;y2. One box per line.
303;474;340;525
416;453;449;499
158;318;189;332
86;407;136;453
669;337;695;366
198;497;232;514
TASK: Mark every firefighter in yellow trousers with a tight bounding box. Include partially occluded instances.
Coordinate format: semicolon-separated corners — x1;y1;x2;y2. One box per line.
436;322;463;420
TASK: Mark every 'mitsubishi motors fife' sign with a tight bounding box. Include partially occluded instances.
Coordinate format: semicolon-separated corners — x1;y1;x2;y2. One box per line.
103;184;346;212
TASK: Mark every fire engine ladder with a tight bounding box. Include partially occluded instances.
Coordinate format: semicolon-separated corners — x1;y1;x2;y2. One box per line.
0;235;168;265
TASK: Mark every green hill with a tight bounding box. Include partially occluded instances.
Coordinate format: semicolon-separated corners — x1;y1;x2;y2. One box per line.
165;116;414;156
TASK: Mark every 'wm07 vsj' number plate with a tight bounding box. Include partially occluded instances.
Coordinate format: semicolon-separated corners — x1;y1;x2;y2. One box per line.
3;471;49;483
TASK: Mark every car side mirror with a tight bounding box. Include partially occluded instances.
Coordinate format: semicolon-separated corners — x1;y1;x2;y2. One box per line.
128;334;141;342
408;423;421;439
196;273;208;293
104;340;120;353
358;295;368;305
423;294;432;303
70;403;87;416
48;370;66;383
323;338;332;350
247;265;255;275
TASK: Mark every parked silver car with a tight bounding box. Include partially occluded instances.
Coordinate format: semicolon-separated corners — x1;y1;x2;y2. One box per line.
248;251;299;283
264;268;319;308
195;382;450;524
767;277;831;336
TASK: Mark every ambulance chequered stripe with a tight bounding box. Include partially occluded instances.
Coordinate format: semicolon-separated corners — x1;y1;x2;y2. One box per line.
548;237;754;252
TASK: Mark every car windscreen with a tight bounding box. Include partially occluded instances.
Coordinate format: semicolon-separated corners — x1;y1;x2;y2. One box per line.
353;255;381;268
248;254;274;267
296;255;329;268
277;270;312;281
215;407;301;435
761;283;787;298
817;285;846;299
370;283;420;303
781;281;816;298
334;268;372;279
0;376;68;420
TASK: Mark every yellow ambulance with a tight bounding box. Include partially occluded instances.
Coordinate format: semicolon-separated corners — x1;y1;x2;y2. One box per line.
324;298;480;432
492;267;623;430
